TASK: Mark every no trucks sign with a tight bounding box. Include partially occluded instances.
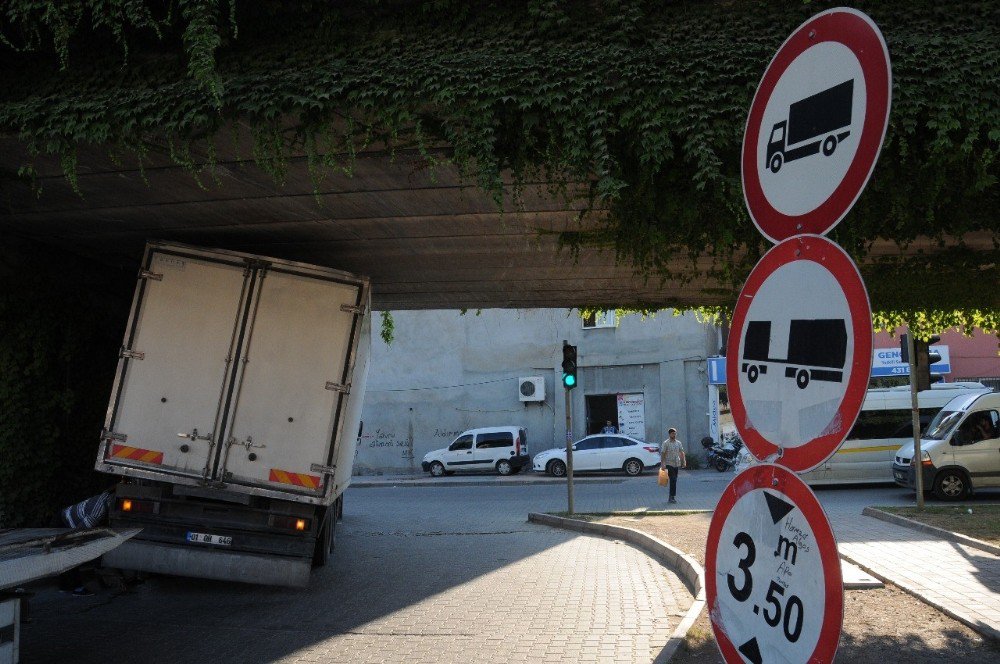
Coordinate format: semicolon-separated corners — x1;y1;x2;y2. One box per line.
742;7;891;243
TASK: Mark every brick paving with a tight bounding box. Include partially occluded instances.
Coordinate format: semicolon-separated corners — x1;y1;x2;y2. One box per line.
19;485;691;664
833;512;1000;641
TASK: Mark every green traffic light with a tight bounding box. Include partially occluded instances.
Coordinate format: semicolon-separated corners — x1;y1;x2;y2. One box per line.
563;373;576;387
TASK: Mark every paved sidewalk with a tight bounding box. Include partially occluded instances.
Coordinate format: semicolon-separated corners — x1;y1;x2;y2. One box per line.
832;511;1000;641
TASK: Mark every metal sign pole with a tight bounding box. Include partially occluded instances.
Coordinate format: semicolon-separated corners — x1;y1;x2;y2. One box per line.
907;331;924;509
565;377;575;515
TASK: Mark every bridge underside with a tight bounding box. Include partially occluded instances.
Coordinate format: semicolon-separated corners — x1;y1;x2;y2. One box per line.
0;140;982;311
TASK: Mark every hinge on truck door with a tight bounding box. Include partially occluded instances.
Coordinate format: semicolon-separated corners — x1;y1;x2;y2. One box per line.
339;303;366;316
119;347;145;360
138;269;163;281
324;382;350;394
101;428;127;443
310;463;337;475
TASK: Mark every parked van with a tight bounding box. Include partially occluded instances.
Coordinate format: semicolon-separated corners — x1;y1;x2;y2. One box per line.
800;382;990;485
421;426;530;477
893;391;1000;500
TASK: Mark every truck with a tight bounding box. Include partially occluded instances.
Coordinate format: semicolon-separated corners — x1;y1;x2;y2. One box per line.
741;319;847;390
95;242;371;587
765;79;854;173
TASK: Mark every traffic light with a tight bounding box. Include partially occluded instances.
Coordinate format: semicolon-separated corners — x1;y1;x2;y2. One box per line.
562;343;578;390
914;334;943;391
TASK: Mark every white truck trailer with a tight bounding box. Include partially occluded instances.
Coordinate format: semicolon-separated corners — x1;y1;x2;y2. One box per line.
95;242;371;586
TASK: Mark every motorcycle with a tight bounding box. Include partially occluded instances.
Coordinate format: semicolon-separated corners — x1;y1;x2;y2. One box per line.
706;435;744;472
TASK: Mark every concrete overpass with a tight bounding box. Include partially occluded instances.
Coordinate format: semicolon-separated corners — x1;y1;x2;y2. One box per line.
0;139;987;311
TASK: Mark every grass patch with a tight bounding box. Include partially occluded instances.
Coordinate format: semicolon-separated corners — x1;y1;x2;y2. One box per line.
877;505;1000;546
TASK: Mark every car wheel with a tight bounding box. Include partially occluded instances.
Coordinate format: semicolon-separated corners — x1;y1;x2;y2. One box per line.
934;470;969;501
496;459;513;476
623;458;643;476
429;461;445;477
549;459;567;478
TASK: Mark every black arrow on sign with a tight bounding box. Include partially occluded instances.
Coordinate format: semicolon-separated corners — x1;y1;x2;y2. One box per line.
739;637;763;664
764;491;795;524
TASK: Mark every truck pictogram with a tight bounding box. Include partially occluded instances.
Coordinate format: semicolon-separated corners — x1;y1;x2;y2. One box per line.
741;319;847;389
765;80;854;174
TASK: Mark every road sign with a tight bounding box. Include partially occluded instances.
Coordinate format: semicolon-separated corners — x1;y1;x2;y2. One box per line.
706;464;843;664
871;345;951;377
726;235;872;472
708;356;727;385
742;8;891;243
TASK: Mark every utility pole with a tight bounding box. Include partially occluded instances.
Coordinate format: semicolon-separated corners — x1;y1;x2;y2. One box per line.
905;331;925;509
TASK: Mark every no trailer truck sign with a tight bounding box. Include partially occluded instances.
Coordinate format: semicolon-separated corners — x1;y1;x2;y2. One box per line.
706;464;843;664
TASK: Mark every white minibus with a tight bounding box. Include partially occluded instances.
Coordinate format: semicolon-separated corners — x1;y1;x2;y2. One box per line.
800;382;990;485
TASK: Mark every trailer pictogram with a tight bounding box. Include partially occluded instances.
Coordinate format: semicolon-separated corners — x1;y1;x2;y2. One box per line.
741;319;847;389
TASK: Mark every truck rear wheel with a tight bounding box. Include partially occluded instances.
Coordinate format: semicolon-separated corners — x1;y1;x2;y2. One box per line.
769;153;783;173
312;508;335;568
747;365;759;383
795;369;810;389
822;135;838;156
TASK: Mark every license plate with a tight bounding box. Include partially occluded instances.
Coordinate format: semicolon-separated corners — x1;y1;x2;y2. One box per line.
186;532;232;546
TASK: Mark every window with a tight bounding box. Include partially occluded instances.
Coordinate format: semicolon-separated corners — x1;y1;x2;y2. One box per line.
575;438;602;451
476;432;513;449
845;408;940;441
601;436;624;448
956;410;1000;445
582;310;616;329
449;435;473;451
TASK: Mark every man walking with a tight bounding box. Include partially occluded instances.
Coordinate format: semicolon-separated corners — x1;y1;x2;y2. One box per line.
659;427;686;504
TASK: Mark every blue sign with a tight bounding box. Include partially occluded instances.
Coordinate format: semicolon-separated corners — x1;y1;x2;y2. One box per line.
708;356;727;385
870;346;951;377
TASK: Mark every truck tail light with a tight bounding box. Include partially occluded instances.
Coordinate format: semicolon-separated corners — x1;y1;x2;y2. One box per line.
272;515;310;532
117;497;157;514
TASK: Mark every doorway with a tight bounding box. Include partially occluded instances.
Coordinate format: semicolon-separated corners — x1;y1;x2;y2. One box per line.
585;394;618;435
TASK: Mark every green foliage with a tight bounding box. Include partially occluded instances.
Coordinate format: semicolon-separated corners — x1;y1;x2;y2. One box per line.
0;0;997;319
379;310;394;345
0;248;129;527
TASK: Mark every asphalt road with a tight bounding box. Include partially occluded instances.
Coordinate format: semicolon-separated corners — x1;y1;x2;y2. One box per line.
17;470;997;663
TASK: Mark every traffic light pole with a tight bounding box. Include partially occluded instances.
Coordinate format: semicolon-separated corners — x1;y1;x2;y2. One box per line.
564;342;575;515
907;331;925;509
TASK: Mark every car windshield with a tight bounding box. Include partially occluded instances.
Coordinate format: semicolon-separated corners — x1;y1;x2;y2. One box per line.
923;410;963;440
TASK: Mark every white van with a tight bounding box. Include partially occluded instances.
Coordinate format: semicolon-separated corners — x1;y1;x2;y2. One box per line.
421;426;530;477
893;391;1000;500
800;382;990;485
734;382;990;484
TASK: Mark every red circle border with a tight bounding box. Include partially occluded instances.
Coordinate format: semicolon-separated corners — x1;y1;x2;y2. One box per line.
725;235;873;472
741;8;891;243
705;464;844;664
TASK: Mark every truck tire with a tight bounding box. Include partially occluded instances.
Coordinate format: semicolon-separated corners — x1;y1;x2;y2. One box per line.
795;369;810;389
822;135;838;156
747;365;759;383
336;494;344;521
312;508;335;568
769;153;783;173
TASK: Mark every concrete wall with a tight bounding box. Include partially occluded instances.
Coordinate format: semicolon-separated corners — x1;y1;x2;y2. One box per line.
355;309;718;475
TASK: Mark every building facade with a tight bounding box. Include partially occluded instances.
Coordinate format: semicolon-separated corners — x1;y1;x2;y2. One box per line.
355;309;720;475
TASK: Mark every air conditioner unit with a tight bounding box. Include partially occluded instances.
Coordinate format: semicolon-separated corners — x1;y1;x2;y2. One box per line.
518;376;545;402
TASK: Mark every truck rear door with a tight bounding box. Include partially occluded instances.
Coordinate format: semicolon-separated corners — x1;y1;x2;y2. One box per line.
100;248;250;479
218;265;366;496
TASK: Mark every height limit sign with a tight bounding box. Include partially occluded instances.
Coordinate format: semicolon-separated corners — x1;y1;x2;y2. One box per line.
706;464;843;664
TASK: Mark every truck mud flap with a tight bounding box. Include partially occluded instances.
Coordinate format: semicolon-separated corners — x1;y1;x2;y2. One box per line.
102;540;311;588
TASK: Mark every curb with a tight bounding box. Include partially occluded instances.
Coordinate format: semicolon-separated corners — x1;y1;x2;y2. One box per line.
528;512;706;663
862;506;1000;557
